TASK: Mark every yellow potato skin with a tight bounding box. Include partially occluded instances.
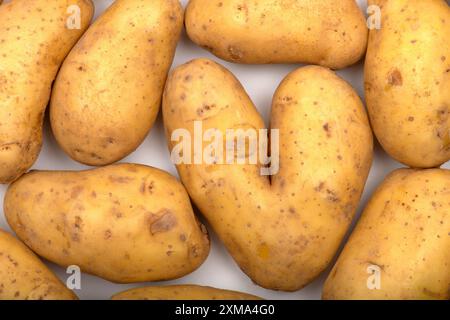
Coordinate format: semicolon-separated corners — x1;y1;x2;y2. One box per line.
0;229;77;300
112;285;262;300
50;0;183;166
163;59;373;291
185;0;368;69
4;163;210;283
365;0;450;168
0;0;93;183
323;169;450;300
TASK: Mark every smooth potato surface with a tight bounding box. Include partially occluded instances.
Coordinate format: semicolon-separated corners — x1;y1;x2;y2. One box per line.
112;285;262;300
163;59;373;291
5;164;210;283
51;0;183;166
323;169;450;300
186;0;368;69
365;0;450;168
0;0;93;183
0;229;77;300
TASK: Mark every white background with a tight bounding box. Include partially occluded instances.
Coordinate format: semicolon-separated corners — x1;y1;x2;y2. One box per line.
1;0;449;300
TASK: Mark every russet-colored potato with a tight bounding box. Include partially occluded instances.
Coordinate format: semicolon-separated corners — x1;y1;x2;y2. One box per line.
0;0;94;183
0;229;77;300
323;169;450;300
186;0;368;69
365;0;450;168
5;163;210;283
51;0;183;166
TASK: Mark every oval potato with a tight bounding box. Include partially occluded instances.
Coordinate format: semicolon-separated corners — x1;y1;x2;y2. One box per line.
0;0;94;183
4;163;210;283
365;0;450;168
323;169;450;300
112;285;262;300
50;0;183;166
0;229;77;300
163;59;373;291
185;0;368;69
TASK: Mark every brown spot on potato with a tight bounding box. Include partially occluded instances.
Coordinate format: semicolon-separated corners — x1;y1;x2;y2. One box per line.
228;45;243;60
150;211;177;235
70;186;84;199
388;69;403;86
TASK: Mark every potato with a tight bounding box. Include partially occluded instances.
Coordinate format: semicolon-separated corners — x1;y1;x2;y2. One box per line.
365;0;450;168
0;229;77;300
185;0;368;69
4;163;210;283
50;0;183;166
323;169;450;300
162;59;373;291
0;0;93;183
112;285;262;300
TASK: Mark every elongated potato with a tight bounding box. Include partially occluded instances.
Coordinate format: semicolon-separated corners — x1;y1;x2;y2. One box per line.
5;163;210;283
185;0;368;69
112;285;262;300
0;0;94;184
365;0;450;168
163;59;373;291
0;229;77;300
50;0;183;166
323;169;450;300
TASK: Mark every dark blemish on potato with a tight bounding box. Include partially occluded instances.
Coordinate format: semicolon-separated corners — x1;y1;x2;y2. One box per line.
441;56;446;62
326;189;340;203
70;186;84;199
323;123;332;137
388;69;403;86
91;191;97;198
408;116;415;122
150;211;177;235
104;230;112;240
228;45;243;60
184;75;192;82
179;234;186;242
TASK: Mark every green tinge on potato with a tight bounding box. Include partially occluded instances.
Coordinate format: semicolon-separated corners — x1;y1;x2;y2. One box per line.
365;0;450;168
323;169;450;300
185;0;368;69
4;164;210;283
112;285;262;300
0;0;94;184
0;229;77;300
50;0;183;166
163;59;373;291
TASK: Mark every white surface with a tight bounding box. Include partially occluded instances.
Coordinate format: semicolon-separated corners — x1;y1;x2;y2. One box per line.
1;0;448;300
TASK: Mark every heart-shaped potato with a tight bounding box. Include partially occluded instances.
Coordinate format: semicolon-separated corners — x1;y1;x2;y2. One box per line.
163;59;373;291
5;163;210;283
0;0;94;183
185;0;368;69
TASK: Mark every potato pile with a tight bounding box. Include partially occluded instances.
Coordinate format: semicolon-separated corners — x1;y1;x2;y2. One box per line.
0;0;448;300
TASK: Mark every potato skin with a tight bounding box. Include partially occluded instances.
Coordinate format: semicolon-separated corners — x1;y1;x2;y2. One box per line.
4;163;210;283
0;229;77;300
50;0;183;166
365;0;450;168
163;59;373;291
323;169;450;300
112;285;262;300
185;0;367;69
0;0;93;183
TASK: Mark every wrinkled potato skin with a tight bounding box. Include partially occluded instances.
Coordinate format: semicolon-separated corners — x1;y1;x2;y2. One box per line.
0;0;93;183
0;229;77;300
50;0;183;166
112;285;262;300
323;169;450;300
4;164;210;283
365;0;450;168
185;0;368;69
163;59;373;291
